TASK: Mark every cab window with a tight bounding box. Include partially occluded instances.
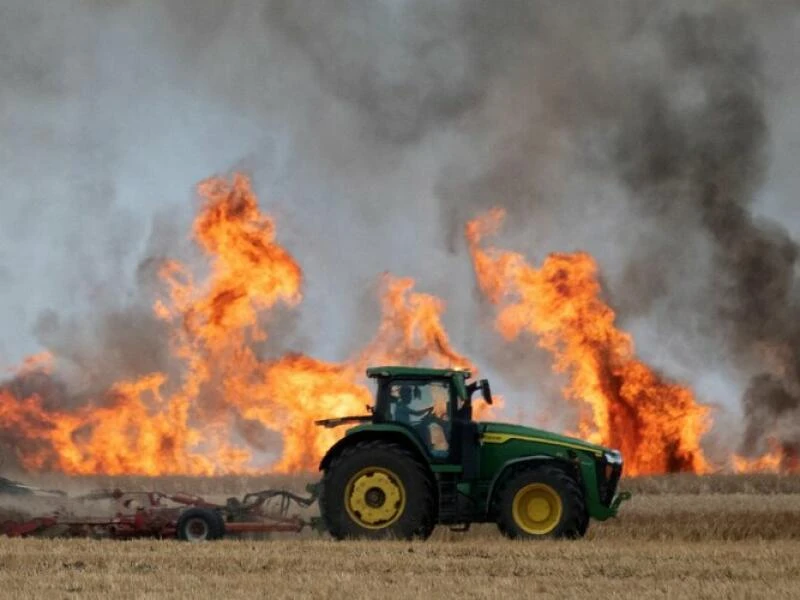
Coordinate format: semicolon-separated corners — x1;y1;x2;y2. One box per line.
387;380;451;457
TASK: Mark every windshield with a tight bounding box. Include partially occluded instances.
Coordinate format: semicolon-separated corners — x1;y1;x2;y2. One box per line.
378;379;451;457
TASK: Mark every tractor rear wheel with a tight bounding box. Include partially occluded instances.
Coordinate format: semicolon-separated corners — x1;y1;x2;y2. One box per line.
495;465;586;540
176;508;225;542
320;440;435;540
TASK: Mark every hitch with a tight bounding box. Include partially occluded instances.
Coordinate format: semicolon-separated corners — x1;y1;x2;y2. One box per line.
610;490;632;512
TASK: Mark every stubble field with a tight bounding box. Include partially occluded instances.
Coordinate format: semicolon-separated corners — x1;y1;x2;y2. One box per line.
1;474;798;599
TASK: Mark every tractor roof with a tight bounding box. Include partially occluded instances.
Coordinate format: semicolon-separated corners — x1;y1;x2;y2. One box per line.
366;366;472;379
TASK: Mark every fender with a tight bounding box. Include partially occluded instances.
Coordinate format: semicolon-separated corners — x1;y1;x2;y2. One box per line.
483;455;579;516
318;424;430;471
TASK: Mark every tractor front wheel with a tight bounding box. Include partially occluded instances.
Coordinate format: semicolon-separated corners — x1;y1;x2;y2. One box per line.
320;440;435;540
495;465;587;540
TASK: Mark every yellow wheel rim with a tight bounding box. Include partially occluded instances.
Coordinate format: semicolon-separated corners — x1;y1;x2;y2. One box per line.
512;483;563;535
344;467;406;530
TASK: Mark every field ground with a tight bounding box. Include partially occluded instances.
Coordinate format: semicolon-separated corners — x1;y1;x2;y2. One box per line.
1;474;799;599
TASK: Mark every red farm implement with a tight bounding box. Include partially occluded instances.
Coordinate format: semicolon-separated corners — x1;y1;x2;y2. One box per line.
0;478;320;541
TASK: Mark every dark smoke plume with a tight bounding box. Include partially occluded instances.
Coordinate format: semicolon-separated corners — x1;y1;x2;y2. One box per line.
611;9;800;461
263;1;495;144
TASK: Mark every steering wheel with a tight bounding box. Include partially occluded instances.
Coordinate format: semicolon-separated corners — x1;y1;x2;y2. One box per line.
418;405;445;428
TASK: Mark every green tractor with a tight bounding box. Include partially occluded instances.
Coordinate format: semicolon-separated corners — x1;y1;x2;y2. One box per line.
316;366;630;539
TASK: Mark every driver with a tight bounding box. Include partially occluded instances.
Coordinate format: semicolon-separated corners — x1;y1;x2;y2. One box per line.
393;385;432;423
392;384;440;450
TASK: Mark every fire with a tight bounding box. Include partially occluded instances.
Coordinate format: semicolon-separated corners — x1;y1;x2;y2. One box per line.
155;174;303;346
466;209;710;475
4;177;782;476
244;355;369;473
733;440;799;474
0;173;310;475
13;352;54;375
0;374;218;475
357;275;475;371
732;450;782;474
0;174;476;475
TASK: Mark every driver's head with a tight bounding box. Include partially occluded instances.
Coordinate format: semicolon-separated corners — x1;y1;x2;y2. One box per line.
399;385;413;404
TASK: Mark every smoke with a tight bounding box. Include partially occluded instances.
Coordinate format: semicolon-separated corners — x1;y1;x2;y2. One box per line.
432;3;800;461
741;374;800;469
2;0;800;468
607;8;800;461
263;1;493;144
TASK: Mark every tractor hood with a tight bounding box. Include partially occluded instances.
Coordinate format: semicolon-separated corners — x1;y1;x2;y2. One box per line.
480;422;613;458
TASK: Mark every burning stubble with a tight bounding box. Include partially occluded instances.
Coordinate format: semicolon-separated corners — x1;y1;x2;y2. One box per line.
0;175;479;474
2;1;800;473
466;209;710;475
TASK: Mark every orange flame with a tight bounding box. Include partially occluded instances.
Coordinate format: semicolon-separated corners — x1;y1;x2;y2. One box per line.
357;274;475;371
0;174;481;474
733;440;799;474
732;450;782;474
0;374;220;474
466;209;710;475
12;352;54;375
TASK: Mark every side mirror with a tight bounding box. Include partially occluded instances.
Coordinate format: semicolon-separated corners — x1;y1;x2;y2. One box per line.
466;379;493;404
479;379;492;405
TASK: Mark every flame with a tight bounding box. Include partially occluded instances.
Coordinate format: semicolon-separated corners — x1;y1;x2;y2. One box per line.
0;174;481;475
732;450;782;474
0;374;219;474
733;440;799;474
13;352;54;375
0;173;308;475
466;209;710;475
357;274;475;371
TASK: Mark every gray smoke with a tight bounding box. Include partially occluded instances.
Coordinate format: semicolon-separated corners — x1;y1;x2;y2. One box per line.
263;1;493;144
2;0;800;468
608;8;800;463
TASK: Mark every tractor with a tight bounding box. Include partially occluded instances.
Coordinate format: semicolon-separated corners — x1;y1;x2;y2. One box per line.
316;366;630;539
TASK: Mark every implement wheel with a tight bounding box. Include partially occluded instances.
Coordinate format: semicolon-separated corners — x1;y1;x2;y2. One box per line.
495;465;587;539
320;440;435;540
176;508;225;542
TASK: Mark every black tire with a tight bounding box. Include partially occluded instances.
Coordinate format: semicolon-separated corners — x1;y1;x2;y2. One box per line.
320;440;436;540
176;507;225;542
495;465;587;540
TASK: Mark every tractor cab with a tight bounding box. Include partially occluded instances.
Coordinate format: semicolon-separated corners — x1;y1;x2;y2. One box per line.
370;366;491;422
316;366;491;468
369;366;491;470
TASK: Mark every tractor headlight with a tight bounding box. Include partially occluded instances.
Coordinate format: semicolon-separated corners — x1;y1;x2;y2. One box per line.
603;450;623;465
602;450;623;482
598;450;623;505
